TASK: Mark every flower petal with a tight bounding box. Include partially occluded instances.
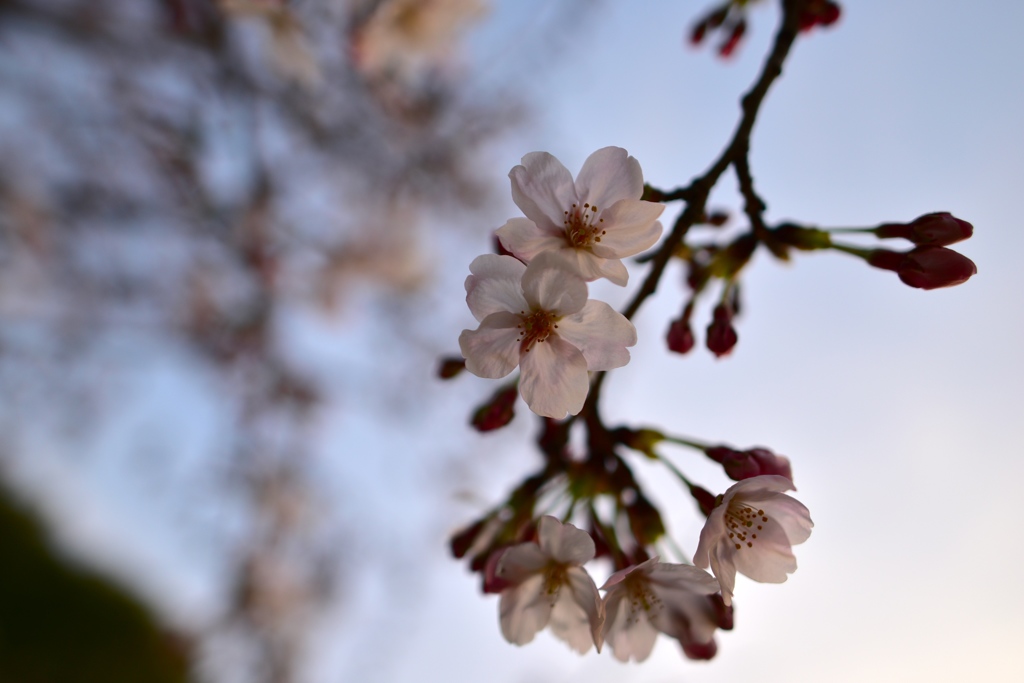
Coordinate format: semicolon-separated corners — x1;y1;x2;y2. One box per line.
518;334;589;418
548;567;602;653
590;202;663;258
708;542;737;606
497;543;549;583
557;300;637;371
459;311;522;379
693;506;726;569
575;147;644;208
537;516;595;566
520;252;588;315
495;217;566;262
646;563;720;595
731;528;797;584
499;574;552;646
605;598;659;663
551;248;630;285
510;152;577;230
465;254;527;321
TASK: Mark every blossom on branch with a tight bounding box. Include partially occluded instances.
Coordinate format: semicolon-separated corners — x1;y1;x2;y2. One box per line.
495;516;603;653
459;253;637;418
600;557;725;663
693;475;813;605
496;147;664;286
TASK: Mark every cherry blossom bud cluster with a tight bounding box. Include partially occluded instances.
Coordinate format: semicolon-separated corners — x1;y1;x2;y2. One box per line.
690;0;840;57
458;148;664;418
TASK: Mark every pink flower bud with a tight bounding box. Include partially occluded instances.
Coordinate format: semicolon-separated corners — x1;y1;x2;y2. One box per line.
706;304;738;357
718;20;746;58
867;246;977;289
471;384;518;432
875;212;973;247
688;483;717;517
450;518;486;559
705;445;794;483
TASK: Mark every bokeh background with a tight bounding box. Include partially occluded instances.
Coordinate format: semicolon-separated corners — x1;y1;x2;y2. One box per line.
1;1;1021;682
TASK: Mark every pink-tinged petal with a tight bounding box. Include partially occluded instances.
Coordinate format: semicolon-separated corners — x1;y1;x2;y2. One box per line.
605;597;659;663
554;248;624;284
589;253;630;286
693;506;727;569
521;252;588;315
459;312;522;379
590;201;664;258
557;300;637;371
518;334;589;418
575;147;644;208
465;254;527;321
497;543;548;583
510;152;577;230
537;516;595;566
646;563;720;595
732;534;797;584
760;496;813;545
708;542;737;606
548;567;602;653
499;574;552;646
600;557;659;590
495;217;566;262
723;475;797;502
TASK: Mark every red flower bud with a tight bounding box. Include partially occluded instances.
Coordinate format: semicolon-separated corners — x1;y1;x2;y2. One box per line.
875;212;973;247
667;317;695;354
867;246;977;289
705;445;794;483
471;384;518;432
688;483;717;517
450;518;486;559
437;356;466;379
706;304;738;357
718;20;746;58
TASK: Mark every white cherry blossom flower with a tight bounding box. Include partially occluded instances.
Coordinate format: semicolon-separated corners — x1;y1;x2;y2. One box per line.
600;557;723;663
495;516;603;653
693;475;813;606
458;252;636;418
495;147;665;286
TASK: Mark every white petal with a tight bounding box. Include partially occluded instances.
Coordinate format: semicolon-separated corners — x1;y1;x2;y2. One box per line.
732;530;797;584
606;600;659;663
590;201;664;258
709;542;737;606
459;312;522;379
548;567;602;653
600;557;660;590
497;543;548;583
521;252;588;315
495;217;566;262
557;300;637;371
646;563;720;595
465;254;527;322
499;574;552;646
553;248;629;285
510;152;577;230
693;507;726;570
518;334;589;418
760;495;814;546
537;516;595;566
574;147;644;208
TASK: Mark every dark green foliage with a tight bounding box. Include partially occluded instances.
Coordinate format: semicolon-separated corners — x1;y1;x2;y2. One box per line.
0;487;191;683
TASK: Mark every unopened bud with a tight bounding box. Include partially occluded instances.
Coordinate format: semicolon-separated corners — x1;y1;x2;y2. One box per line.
718;19;746;58
482;548;512;594
707;445;794;483
471;384;518;432
666;317;695;354
875;212;973;247
437;356;466;379
868;247;977;290
450;518;486;559
688;483;717;517
706;304;738;357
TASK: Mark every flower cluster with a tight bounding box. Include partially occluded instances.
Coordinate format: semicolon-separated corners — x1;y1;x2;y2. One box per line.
481;483;811;660
459;148;664;418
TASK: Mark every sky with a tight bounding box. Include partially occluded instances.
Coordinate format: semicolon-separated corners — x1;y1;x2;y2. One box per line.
4;1;1023;682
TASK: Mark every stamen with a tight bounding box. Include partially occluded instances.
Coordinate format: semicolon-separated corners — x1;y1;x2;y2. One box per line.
563;201;609;248
516;309;561;353
724;501;771;551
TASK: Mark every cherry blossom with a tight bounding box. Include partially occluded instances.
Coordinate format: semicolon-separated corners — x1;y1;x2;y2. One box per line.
458;252;636;418
693;475;813;606
600;557;724;663
495;516;603;653
495;147;665;286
